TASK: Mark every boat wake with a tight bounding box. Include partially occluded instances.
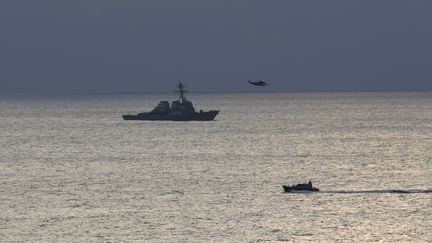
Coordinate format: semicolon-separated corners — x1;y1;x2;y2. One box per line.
320;189;432;194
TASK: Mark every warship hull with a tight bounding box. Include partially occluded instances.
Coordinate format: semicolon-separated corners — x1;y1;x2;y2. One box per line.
123;111;219;121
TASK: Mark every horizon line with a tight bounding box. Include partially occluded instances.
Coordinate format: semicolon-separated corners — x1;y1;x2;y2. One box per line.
1;89;432;96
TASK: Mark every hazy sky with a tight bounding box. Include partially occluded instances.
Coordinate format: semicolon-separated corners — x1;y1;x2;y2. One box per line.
1;1;431;93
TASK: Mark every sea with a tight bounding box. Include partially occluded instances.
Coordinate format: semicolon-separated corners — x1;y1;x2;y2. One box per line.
0;92;431;242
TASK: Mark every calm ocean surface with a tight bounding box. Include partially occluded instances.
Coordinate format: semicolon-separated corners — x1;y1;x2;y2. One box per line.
1;92;431;242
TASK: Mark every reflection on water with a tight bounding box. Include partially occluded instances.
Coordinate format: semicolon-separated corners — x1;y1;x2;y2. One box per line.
1;92;432;242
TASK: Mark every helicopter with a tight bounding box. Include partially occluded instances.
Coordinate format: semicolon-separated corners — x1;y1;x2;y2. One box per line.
248;79;269;86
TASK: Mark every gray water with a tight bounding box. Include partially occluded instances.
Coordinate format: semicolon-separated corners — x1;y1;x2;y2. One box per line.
1;92;431;242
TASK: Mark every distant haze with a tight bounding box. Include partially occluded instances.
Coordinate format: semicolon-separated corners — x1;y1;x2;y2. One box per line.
1;1;431;93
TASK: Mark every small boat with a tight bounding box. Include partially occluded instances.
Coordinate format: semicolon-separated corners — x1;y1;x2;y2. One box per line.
283;180;319;192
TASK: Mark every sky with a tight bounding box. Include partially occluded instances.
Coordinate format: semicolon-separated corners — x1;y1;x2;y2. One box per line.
1;1;431;93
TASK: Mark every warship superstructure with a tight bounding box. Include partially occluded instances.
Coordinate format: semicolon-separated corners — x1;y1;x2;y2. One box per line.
122;82;219;121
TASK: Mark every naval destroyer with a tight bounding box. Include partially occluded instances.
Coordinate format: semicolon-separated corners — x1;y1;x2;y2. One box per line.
122;82;219;121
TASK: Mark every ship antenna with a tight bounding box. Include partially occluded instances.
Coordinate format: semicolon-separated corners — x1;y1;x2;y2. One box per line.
176;78;188;103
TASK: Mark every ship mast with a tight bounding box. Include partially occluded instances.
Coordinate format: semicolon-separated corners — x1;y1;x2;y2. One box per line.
176;78;188;103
